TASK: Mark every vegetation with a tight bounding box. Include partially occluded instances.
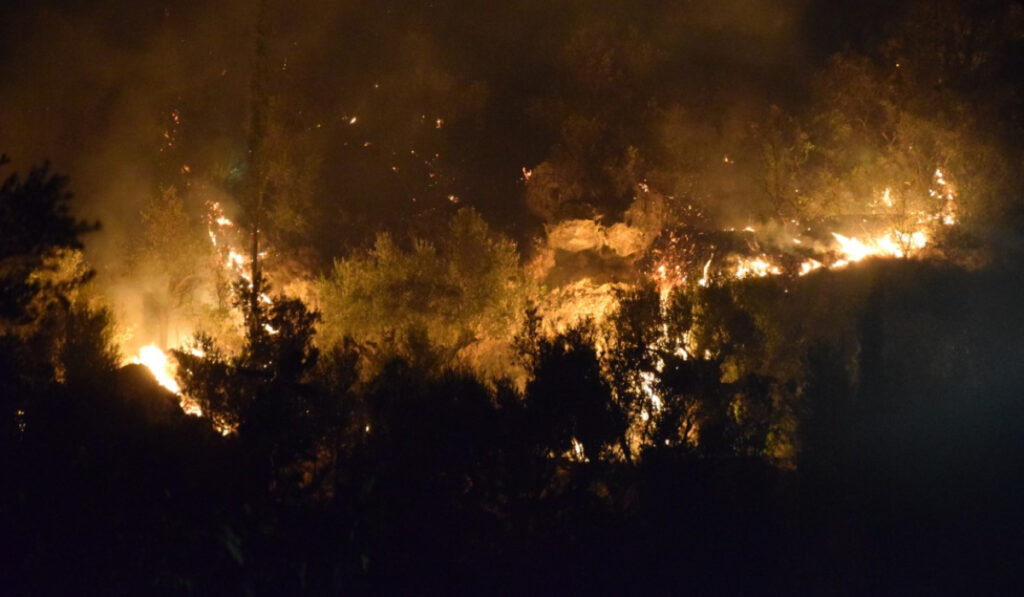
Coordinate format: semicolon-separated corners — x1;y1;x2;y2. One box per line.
4;150;1024;593
3;1;1024;594
318;207;529;381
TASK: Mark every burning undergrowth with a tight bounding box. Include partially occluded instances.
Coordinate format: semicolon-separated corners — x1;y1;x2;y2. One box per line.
108;155;974;454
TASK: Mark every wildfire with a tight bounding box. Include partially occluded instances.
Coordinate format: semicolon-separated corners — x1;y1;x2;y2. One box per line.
228;250;246;269
831;229;928;264
933;168;958;226
130;344;203;417
118;197;277;429
732;255;782;279
643;166;958;296
799;259;823;276
133;344;180;394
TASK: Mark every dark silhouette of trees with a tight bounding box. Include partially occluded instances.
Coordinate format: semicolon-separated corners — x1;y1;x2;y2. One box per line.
524;323;625;462
174;273;321;496
5;2;1024;583
0;155;98;324
0;155;110;446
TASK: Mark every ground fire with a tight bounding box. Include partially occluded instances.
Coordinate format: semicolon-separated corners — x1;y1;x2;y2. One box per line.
3;0;1023;594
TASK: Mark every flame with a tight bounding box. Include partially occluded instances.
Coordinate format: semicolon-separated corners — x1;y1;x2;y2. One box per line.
831;229;928;263
698;257;713;287
732;255;782;279
799;259;823;276
130;345;204;417
133;344;181;394
639;369;663;412
227;250;247;270
570;437;587;462
933;168;958;226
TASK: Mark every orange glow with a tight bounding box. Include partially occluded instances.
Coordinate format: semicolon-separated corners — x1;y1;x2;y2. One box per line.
133;344;181;394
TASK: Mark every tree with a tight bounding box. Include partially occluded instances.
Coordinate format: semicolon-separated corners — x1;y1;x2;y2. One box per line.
318;207;528;381
524;323;625;462
0;156;116;450
603;284;663;462
807;2;1019;237
0;155;98;326
174;274;321;494
130;186;213;349
749;105;815;220
524;20;661;223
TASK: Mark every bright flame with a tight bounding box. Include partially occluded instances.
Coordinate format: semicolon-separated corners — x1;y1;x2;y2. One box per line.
571;437;586;461
933;168;958;226
698;257;713;287
227;250;246;270
832;229;928;263
831;233;878;262
133;344;181;394
732;256;781;279
130;345;204;417
639;369;663;412
799;259;823;276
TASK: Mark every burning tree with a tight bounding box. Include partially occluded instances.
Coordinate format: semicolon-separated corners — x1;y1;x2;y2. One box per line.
174;274;321;488
808;1;1018;238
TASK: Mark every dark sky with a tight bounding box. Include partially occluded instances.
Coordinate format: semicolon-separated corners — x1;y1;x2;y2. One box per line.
0;0;905;263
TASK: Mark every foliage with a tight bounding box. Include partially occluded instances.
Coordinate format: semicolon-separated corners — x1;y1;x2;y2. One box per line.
806;3;1020;232
524;21;659;222
6;3;1024;592
0;157;117;443
318;207;528;380
174;273;321;492
748;105;816;220
524;323;625;462
129;185;215;348
0;155;98;325
601;282;801;467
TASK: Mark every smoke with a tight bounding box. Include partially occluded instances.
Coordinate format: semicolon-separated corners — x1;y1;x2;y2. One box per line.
0;0;923;272
0;2;251;261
